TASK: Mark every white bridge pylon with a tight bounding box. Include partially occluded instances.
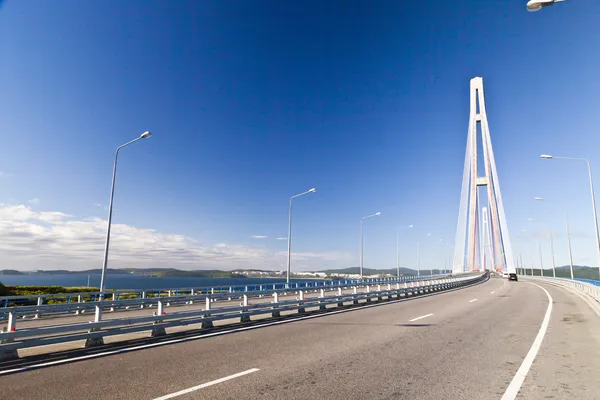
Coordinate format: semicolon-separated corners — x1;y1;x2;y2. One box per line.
452;77;515;274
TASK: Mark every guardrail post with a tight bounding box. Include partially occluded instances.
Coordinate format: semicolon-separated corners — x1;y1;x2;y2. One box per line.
272;292;281;317
34;297;42;319
152;299;167;337
337;287;344;307
319;289;326;310
93;304;102;322
202;297;214;329
0;311;18;361
377;285;383;302
240;294;251;323
109;293;117;312
85;305;105;347
5;311;16;332
365;285;372;303
75;295;83;314
298;290;306;314
140;291;146;308
353;287;359;304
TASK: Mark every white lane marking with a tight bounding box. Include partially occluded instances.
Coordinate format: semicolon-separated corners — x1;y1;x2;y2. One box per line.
0;277;488;376
491;291;496;294
469;298;478;303
501;283;553;400
409;313;433;322
152;368;259;400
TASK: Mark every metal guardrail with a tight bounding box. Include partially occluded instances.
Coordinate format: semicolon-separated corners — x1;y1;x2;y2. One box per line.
575;278;600;287
0;274;449;320
526;276;600;302
0;273;487;361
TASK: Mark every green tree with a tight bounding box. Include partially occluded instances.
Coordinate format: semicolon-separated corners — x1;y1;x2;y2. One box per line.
0;281;9;296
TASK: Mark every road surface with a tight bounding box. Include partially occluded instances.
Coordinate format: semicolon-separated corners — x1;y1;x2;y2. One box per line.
2;277;599;400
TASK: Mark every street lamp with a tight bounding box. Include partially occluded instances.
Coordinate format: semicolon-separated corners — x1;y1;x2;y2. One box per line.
526;0;566;12
541;154;600;279
535;197;575;279
396;225;413;279
426;233;434;276
286;188;316;286
99;131;152;301
532;198;556;278
360;212;381;279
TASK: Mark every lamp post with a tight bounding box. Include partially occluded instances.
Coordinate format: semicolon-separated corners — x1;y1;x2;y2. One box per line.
519;254;524;275
426;233;433;276
396;229;400;279
99;131;152;301
540;154;600;279
526;0;566;12
531;198;556;278
549;230;556;277
416;240;420;277
538;240;544;276
360;212;381;279
396;225;413;279
535;197;575;279
286;188;316;287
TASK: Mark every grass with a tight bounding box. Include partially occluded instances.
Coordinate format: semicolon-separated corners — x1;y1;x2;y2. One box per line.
6;285;101;296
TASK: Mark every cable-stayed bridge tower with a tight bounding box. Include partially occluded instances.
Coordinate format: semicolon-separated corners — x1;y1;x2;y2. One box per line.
452;77;515;274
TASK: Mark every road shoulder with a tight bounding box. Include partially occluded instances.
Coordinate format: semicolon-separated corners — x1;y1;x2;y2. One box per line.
518;281;600;399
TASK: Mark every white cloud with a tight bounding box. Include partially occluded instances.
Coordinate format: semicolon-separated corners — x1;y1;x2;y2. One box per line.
0;204;351;271
276;237;287;240
28;198;40;205
250;235;268;239
0;171;14;178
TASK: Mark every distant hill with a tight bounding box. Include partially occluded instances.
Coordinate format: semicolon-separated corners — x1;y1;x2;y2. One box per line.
0;268;246;278
27;269;130;275
319;267;440;276
527;265;598;280
0;270;26;275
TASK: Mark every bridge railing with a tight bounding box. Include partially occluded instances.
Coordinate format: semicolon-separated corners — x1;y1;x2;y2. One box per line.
524;276;600;307
575;278;600;287
0;273;486;361
0;274;450;320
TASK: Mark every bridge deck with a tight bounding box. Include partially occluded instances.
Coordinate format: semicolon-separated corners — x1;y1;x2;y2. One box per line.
1;277;599;400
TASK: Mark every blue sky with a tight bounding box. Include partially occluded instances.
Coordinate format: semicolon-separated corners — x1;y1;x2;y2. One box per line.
1;0;600;272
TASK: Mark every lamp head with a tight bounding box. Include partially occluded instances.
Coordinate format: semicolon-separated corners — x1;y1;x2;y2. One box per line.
375;212;381;216
527;0;564;12
540;154;553;159
308;188;316;193
140;131;152;139
526;1;543;11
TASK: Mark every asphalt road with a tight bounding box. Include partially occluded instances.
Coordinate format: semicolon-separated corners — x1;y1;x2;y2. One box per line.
2;277;599;400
